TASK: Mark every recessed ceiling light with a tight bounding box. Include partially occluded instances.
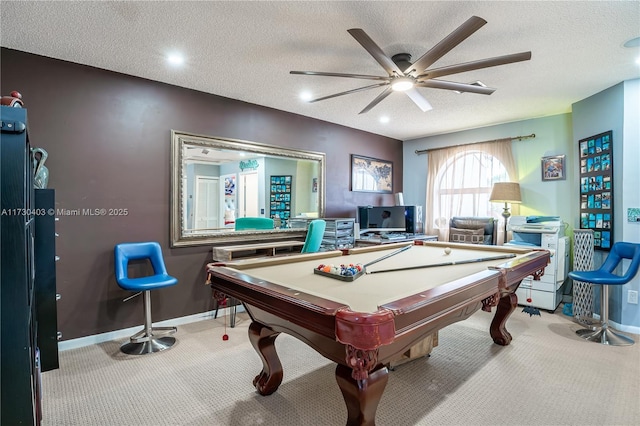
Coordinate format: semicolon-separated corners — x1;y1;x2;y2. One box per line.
167;54;184;66
299;91;313;102
379;116;390;124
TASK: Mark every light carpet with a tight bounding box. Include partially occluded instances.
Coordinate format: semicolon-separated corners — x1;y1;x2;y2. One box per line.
42;308;640;425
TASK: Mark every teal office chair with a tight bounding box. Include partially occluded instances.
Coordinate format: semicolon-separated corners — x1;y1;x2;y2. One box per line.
114;242;178;355
235;217;274;230
568;241;640;346
301;219;326;253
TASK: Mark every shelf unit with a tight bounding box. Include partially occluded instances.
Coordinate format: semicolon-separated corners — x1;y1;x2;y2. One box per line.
269;175;292;221
35;189;59;372
322;218;356;250
1;105;40;425
290;218;356;250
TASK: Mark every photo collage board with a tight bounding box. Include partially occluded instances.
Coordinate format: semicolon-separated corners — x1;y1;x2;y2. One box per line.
269;175;292;221
579;130;613;250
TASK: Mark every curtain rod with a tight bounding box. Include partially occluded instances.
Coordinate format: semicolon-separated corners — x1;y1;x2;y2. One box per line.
414;133;536;155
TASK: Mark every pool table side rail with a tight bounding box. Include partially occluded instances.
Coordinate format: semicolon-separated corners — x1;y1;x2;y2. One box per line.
377;249;549;317
487;249;550;290
209;266;351;338
380;249;549;340
380;269;502;334
208;250;344;270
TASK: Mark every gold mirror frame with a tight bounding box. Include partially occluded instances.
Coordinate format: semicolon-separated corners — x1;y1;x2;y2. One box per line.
170;130;326;247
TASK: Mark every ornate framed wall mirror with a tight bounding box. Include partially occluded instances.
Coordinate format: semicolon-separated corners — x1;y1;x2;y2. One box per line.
170;130;325;247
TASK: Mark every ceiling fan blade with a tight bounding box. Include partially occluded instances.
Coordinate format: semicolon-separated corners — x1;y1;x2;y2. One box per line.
359;87;393;114
347;28;404;76
416;79;496;94
405;16;487;75
308;82;389;103
404;88;433;112
417;52;532;80
290;70;390;81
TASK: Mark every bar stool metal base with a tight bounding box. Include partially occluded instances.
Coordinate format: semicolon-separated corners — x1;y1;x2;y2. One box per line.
120;290;178;355
121;336;176;355
576;327;635;346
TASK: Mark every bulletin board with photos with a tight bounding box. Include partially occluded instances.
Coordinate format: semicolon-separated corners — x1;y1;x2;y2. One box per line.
579;130;613;250
269;175;292;221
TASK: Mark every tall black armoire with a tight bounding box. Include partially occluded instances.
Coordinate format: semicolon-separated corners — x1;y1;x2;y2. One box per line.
1;105;59;425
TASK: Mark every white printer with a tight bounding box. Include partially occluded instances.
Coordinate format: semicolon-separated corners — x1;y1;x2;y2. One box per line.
507;216;570;312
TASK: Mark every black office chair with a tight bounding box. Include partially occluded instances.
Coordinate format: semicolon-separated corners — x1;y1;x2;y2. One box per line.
568;242;640;346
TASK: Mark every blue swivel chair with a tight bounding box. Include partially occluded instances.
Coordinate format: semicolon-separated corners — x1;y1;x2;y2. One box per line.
301;219;326;253
235;217;274;230
568;242;640;346
114;242;178;355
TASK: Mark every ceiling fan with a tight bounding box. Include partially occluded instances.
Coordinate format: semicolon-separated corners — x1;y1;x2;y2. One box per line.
290;16;531;114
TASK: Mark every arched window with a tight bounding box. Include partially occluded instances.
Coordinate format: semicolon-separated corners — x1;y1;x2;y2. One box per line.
433;150;511;222
425;139;518;241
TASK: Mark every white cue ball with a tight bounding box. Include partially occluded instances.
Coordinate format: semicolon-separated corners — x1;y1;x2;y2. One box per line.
444;247;452;255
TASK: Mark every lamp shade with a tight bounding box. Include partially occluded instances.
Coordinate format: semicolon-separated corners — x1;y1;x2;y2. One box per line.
490;182;522;203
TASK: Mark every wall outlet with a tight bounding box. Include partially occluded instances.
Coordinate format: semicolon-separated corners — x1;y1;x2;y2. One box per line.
628;290;639;304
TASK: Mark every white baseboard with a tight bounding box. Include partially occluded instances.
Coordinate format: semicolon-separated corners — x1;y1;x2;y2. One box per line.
57;306;638;351
583;314;640;336
58;305;245;351
608;319;640;336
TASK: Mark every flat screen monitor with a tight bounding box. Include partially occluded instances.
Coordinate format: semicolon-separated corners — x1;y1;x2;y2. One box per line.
358;206;407;232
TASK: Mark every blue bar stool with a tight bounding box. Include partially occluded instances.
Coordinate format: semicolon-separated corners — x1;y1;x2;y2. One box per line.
115;242;178;355
568;242;640;346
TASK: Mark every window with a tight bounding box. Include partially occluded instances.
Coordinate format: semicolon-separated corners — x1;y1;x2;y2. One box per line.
434;150;510;222
425;139;518;241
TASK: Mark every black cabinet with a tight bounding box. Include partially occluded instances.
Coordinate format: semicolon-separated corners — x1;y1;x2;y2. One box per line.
1;105;42;425
35;189;59;372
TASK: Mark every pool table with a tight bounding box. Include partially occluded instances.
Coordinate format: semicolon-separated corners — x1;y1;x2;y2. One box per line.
206;241;549;426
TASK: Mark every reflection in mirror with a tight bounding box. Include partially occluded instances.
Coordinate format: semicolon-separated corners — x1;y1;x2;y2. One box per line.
171;131;325;247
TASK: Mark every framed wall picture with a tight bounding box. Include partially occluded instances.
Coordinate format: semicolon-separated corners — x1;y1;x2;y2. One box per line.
541;155;566;181
578;130;613;251
350;154;393;193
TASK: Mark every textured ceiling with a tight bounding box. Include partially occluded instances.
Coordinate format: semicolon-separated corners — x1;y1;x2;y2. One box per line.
1;1;639;141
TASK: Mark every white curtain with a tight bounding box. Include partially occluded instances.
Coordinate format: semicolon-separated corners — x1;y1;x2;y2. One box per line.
425;139;518;243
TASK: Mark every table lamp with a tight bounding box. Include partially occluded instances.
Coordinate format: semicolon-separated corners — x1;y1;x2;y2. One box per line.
489;182;522;243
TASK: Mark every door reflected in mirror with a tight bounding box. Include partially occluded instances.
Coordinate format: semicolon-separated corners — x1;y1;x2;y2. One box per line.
171;131;325;247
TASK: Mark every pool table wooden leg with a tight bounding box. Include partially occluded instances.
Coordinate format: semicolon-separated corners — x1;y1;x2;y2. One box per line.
248;321;283;396
335;364;388;426
490;292;517;345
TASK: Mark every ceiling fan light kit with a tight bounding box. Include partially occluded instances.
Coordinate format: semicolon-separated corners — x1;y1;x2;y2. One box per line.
290;16;531;114
391;77;414;91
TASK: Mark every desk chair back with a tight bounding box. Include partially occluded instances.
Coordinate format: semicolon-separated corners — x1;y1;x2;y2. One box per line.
235;217;274;230
301;219;326;253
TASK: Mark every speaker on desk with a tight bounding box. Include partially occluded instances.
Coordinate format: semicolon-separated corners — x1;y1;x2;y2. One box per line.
404;206;423;234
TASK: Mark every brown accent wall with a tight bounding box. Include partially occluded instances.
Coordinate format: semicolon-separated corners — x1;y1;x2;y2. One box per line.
1;48;402;340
